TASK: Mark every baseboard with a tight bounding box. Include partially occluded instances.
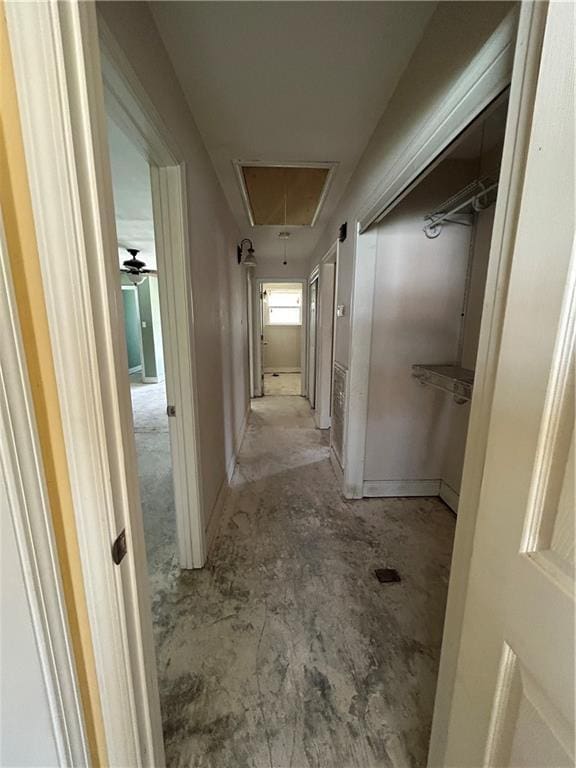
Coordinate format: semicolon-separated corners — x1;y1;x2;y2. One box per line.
264;367;301;374
362;479;441;498
205;404;251;553
439;480;459;513
141;376;159;384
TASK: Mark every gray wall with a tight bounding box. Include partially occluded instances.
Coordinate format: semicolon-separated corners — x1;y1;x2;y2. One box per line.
100;2;250;526
263;325;301;371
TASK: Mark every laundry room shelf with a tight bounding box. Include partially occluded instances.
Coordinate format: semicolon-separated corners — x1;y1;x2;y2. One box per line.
412;364;474;403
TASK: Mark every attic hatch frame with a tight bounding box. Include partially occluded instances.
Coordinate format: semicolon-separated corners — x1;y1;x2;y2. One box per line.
233;159;338;228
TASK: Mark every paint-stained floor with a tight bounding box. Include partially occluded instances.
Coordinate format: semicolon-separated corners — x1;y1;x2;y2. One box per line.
130;378;178;579
263;372;301;395
149;395;455;768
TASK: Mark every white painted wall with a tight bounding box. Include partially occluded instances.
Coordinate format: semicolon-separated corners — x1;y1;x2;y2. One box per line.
364;160;475;485
309;2;514;368
254;255;309;281
1;485;59;767
263;326;301;371
98;3;249;526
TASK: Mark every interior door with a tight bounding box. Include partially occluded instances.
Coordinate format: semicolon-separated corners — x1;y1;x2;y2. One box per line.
260;286;266;395
308;276;318;407
441;3;575;765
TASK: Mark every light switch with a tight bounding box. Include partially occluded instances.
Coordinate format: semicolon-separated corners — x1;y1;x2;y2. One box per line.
141;321;147;328
336;305;346;318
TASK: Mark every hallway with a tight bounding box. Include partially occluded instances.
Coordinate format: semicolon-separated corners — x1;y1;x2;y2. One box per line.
153;396;455;768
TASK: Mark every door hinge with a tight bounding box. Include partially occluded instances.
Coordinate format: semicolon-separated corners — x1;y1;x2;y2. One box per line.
112;528;127;565
167;405;176;417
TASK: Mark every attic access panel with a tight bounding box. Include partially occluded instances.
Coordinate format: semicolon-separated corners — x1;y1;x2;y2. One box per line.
240;165;331;226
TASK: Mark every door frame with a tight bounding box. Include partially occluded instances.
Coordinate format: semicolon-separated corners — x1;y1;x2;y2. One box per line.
252;277;307;397
344;6;520;500
121;284;144;375
307;270;319;408
4;2;175;763
312;241;338;430
0;211;89;765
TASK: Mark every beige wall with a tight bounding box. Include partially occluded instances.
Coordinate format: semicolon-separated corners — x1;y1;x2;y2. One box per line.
264;325;301;371
309;1;514;368
98;2;250;525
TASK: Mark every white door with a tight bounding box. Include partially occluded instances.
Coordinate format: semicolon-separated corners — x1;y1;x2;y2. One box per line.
440;3;575;765
308;276;318;407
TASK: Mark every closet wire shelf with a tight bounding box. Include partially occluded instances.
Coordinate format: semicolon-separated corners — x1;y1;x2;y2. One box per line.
412;364;474;404
423;176;498;239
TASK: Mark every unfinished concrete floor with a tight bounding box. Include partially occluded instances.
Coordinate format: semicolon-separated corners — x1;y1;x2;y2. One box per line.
263;372;301;395
152;395;455;768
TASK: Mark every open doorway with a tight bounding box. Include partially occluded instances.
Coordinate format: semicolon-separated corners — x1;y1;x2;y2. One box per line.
260;281;304;396
107;118;178;598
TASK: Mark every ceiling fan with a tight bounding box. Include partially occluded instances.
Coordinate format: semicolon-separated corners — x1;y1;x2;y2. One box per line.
120;248;157;285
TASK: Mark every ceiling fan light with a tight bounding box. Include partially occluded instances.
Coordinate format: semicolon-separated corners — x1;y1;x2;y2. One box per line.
128;272;147;286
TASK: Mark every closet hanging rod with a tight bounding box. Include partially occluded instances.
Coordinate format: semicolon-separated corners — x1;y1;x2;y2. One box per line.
423;177;498;239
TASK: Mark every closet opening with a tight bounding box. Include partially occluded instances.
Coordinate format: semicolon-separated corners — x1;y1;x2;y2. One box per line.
361;93;510;512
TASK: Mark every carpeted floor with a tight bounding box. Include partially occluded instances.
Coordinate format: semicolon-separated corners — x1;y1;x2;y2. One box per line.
150;395;455;768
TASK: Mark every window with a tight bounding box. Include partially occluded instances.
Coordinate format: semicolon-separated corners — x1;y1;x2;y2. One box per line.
265;289;302;326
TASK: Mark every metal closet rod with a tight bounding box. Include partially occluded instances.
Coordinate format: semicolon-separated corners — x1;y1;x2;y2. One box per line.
423;178;498;239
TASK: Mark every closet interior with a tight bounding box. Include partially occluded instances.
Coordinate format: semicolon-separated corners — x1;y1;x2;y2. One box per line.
363;95;510;511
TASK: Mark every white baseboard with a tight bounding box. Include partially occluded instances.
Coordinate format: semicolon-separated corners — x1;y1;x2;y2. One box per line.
264;367;301;374
439;480;459;513
205;405;251;552
362;478;441;497
141;376;159;384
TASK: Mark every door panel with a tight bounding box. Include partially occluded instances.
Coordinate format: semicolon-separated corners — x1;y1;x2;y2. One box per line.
308;277;318;407
441;3;575;765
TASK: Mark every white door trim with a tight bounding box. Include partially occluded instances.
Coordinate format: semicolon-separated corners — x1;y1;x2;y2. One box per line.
99;11;205;571
0;212;89;766
429;2;550;762
343;226;378;498
150;166;206;568
5;2;164;765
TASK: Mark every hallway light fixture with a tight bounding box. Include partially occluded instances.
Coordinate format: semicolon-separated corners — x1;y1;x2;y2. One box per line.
237;238;257;267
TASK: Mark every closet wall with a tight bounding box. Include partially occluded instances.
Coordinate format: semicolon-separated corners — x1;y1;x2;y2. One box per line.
363;134;504;508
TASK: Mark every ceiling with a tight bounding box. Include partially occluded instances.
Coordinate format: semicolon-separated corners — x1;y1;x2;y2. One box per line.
150;1;436;261
107;117;157;270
